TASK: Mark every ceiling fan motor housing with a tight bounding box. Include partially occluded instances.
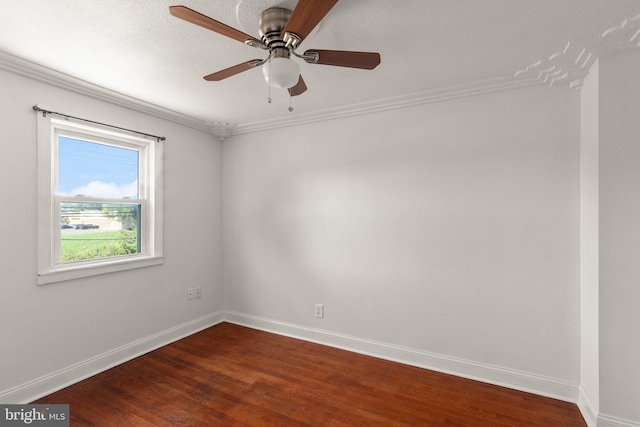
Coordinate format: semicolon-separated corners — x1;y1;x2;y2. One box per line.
258;7;300;89
259;7;292;51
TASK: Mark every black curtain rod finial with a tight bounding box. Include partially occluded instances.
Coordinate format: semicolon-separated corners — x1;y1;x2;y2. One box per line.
33;105;47;117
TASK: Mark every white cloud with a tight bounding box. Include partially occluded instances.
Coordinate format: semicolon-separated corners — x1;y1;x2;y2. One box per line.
64;180;138;199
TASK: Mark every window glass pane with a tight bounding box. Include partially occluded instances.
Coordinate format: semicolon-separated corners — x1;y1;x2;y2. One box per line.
61;202;141;262
58;136;139;199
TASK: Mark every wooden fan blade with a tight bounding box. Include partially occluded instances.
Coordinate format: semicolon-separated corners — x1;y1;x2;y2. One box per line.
170;5;260;44
282;0;338;44
288;75;308;96
304;49;381;70
203;60;263;81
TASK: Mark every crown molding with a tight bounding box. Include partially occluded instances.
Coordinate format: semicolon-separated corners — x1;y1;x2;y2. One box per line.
233;76;544;136
230;12;640;136
0;50;545;141
0;45;590;141
3;13;639;140
0;50;234;139
231;8;640;136
515;14;640;89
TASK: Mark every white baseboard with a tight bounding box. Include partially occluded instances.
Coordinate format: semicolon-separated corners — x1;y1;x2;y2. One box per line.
578;386;599;427
6;309;638;427
0;311;225;404
223;311;579;403
599;414;640;427
577;385;640;427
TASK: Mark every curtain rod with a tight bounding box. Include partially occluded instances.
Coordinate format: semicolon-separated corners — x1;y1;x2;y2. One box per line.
32;105;166;141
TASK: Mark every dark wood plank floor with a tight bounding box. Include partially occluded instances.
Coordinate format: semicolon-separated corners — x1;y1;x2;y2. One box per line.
34;322;586;426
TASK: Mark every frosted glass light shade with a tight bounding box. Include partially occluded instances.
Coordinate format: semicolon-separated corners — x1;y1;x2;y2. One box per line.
262;57;300;89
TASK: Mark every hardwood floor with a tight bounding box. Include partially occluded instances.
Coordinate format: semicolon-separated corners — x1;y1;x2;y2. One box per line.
35;323;586;426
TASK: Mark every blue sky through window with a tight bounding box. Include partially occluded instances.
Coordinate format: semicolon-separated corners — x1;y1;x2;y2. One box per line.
58;136;139;198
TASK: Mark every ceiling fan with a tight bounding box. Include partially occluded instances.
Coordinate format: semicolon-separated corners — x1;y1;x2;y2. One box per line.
169;0;381;98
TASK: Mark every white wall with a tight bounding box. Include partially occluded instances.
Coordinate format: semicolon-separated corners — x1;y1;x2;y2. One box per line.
0;68;223;402
598;49;640;424
580;59;600;424
223;84;581;394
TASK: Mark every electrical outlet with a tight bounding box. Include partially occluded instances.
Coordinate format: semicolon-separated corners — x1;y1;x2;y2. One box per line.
315;304;324;319
187;288;193;300
195;287;201;299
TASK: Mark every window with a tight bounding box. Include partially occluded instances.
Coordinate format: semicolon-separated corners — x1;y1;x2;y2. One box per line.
37;113;163;284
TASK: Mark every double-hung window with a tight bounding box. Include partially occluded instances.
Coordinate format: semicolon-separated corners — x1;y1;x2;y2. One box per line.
37;112;163;284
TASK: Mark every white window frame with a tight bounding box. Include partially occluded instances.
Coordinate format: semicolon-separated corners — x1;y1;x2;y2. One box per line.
37;112;163;285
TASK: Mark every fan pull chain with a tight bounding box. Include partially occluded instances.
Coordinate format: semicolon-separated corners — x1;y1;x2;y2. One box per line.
267;59;272;103
288;95;293;112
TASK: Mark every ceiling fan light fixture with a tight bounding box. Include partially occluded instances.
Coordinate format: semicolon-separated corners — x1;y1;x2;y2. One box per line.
169;3;379;99
262;57;300;89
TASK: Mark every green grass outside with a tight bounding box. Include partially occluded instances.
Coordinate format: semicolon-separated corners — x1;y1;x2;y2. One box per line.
61;230;138;262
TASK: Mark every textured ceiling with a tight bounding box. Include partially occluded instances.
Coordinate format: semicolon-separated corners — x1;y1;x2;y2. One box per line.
1;0;640;136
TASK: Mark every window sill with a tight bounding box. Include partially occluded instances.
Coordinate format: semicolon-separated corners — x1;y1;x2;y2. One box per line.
37;255;164;285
